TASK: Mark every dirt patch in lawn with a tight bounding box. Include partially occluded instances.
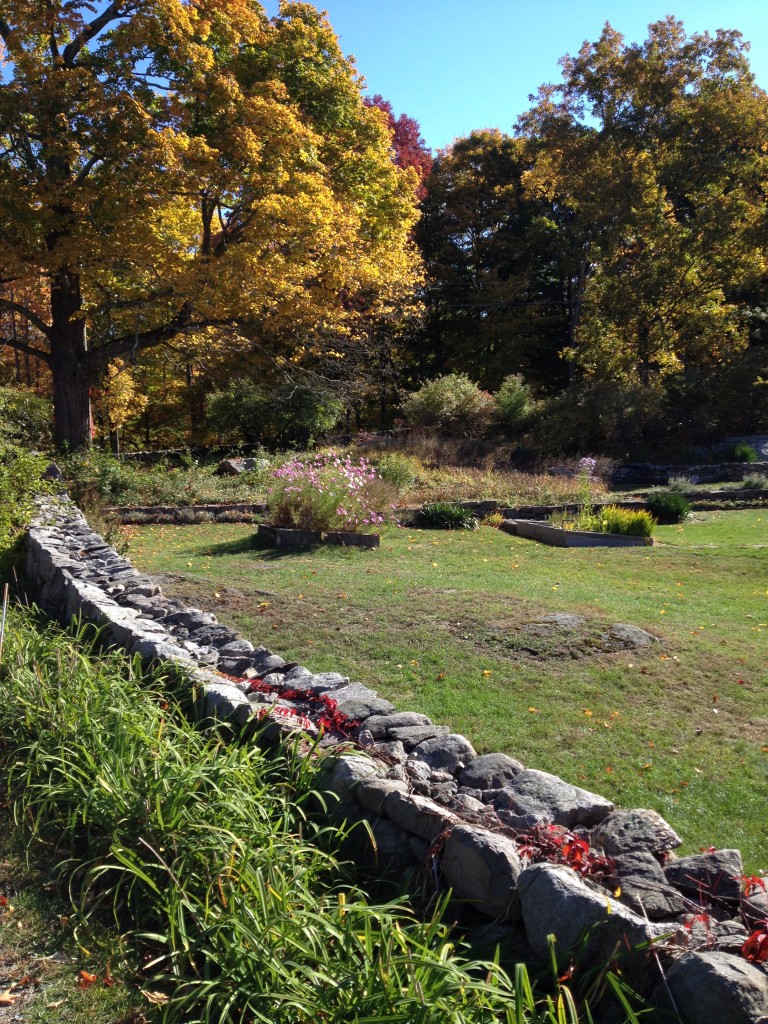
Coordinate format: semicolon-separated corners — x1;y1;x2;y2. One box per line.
448;612;660;662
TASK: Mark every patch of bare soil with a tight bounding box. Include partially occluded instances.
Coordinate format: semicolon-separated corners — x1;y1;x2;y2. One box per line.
448;613;660;662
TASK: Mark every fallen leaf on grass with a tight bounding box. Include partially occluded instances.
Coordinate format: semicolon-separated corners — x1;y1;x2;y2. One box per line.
142;990;170;1005
0;989;18;1006
46;999;66;1009
77;971;98;989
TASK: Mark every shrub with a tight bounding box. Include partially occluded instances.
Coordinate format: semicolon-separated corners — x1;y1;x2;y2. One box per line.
401;374;494;436
728;442;759;463
207;378;342;447
0;385;52;449
596;505;655;538
267;452;393;532
493;374;538;432
646;491;691;524
483;510;505;528
0;442;48;558
741;473;768;489
667;475;695;492
375;452;420;492
414;501;479;530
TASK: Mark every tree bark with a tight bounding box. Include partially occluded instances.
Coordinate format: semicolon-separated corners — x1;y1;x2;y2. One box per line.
49;266;92;449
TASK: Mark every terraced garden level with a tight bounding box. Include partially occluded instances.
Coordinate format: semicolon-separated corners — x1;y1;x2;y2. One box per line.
123;510;768;870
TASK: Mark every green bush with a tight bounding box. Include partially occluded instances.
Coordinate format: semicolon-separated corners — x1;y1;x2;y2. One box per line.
727;441;759;463
741;472;768;489
414;501;479;530
401;374;494;437
0;385;52;449
374;452;419;492
0;442;48;560
596;505;655;538
646;491;691;524
493;374;539;433
207;378;342;447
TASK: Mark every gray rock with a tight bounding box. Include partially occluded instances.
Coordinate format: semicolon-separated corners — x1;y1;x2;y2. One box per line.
459;753;525;790
592;808;682;857
497;770;613;829
409;734;477;774
388;724;450;749
164;608;216;630
252;652;286;674
364;818;418;873
383;791;458;844
218;639;255;656
665;849;743;908
609;623;658;647
518;862;652;964
373;740;407;762
451;794;487;815
356;778;409;815
653;951;768;1024
442;824;523;920
321;755;381;801
219;654;260;675
200;681;254;728
716;920;751;955
612;850;686;920
299;671;350;694
742;882;768;930
359;712;432;740
334;694;397;721
405;760;432;783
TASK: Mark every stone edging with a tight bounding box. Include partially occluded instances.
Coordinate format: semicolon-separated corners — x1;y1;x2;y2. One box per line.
22;496;768;1018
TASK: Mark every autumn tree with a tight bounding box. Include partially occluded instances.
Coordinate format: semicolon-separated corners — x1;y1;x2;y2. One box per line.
364;94;432;197
0;1;421;449
415;129;567;390
518;18;768;386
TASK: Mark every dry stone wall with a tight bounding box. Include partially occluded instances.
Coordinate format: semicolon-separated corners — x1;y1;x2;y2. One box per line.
23;497;768;1023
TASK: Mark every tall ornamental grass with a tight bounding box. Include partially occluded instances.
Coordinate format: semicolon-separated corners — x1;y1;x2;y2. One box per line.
0;607;642;1024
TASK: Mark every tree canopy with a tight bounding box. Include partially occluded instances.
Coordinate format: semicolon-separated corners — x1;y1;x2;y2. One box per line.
0;0;422;447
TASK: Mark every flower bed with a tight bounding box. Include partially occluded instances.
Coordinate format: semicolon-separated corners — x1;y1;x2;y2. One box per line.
267;452;392;534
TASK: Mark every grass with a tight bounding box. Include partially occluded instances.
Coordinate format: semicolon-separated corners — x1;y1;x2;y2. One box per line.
0;606;654;1023
0;827;149;1024
124;509;768;872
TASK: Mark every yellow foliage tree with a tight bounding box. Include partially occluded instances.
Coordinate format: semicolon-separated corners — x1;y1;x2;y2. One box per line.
0;1;421;447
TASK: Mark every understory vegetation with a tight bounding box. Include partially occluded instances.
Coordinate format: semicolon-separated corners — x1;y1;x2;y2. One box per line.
0;608;647;1023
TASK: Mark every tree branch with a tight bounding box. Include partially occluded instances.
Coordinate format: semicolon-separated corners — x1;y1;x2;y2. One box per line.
0;298;51;338
0;333;51;366
62;1;136;66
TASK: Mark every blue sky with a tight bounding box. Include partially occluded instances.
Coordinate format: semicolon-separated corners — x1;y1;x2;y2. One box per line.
264;1;768;151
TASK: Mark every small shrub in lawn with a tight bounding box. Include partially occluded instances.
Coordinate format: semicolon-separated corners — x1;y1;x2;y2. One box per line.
646;491;691;524
597;505;655;538
414;501;479;530
728;442;759;463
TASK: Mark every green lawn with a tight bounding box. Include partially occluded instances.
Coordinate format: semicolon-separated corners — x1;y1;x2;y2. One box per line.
124;510;768;871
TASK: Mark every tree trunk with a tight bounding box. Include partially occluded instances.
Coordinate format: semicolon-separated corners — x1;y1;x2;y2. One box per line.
50;267;92;449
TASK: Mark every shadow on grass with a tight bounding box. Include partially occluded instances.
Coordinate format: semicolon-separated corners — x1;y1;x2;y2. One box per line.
205;532;325;561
